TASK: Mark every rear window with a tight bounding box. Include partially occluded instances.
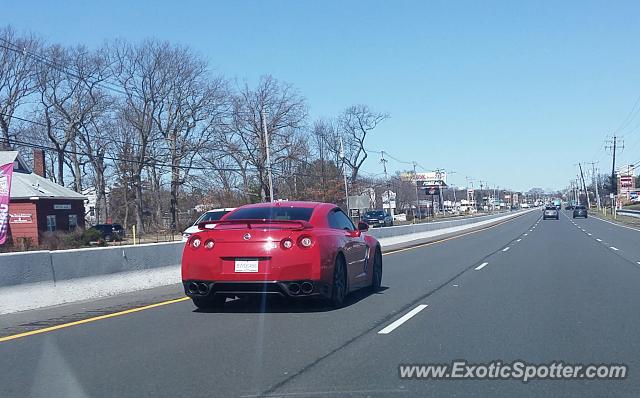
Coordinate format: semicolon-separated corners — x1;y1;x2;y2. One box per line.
575;206;586;210
225;207;314;221
545;206;557;210
366;211;385;217
196;211;229;223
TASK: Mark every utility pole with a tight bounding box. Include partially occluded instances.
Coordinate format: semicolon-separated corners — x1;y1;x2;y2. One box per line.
261;109;274;202
340;138;349;214
589;162;600;210
578;163;591;208
435;168;445;215
413;162;421;221
381;151;391;216
605;135;624;195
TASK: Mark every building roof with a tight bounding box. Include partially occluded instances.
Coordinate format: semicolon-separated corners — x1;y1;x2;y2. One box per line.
0;151;18;166
10;171;86;201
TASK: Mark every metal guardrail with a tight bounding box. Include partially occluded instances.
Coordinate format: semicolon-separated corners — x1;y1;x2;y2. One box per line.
617;209;640;218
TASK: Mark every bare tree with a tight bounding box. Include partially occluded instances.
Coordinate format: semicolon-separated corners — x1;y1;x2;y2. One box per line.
337;104;389;187
107;39;170;234
0;26;40;149
229;75;307;202
151;43;229;230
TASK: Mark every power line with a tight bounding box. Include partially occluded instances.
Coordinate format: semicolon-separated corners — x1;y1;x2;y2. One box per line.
0;38;133;99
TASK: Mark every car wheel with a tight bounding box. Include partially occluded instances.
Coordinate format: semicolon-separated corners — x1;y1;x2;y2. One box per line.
370;247;383;291
585;215;588;218
329;255;347;308
104;234;113;242
543;216;546;220
192;295;226;309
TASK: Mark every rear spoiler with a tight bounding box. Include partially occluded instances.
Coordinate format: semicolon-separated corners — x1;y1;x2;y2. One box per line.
197;219;313;231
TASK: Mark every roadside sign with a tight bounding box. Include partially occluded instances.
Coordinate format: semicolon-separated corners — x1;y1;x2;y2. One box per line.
349;208;360;218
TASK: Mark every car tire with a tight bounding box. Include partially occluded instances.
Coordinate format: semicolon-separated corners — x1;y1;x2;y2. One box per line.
192;295;226;310
543;216;546;220
585;215;588;218
104;234;113;242
370;247;383;291
329;255;348;308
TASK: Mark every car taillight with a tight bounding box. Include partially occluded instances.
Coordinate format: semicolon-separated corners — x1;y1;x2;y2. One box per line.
298;236;313;248
281;238;294;249
191;236;201;249
204;239;214;250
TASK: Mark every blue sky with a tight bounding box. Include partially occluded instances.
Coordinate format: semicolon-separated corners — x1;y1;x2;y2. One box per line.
4;0;640;191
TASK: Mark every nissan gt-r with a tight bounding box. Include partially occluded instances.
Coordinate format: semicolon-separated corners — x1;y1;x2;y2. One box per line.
181;201;383;309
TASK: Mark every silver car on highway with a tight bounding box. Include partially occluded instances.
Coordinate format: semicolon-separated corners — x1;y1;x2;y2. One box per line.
542;205;559;220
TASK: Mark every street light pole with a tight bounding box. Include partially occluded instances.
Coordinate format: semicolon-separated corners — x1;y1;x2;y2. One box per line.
261;109;274;202
413;162;421;222
340;138;349;214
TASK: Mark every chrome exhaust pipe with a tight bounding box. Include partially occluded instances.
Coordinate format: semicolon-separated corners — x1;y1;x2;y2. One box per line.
289;282;301;295
197;282;210;295
301;282;313;294
187;282;199;295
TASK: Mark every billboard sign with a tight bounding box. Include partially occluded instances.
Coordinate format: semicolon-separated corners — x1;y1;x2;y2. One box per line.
401;171;447;184
423;185;441;196
619;175;636;194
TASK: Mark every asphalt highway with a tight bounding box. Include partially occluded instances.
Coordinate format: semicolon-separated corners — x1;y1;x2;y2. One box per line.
2;209;640;397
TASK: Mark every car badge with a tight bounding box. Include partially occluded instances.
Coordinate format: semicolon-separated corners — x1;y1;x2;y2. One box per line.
243;233;252;240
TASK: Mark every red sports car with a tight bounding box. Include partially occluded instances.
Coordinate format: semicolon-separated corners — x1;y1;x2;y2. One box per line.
181;201;382;309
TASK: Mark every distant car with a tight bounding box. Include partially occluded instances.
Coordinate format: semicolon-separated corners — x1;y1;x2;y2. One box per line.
182;208;236;241
521;203;530;208
565;205;574;210
362;210;393;227
573;205;588;218
543;206;559;220
181;201;382;309
89;224;125;241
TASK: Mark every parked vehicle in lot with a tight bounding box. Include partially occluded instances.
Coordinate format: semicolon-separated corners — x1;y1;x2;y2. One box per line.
362;209;393;227
182;208;236;241
572;205;588;218
542;206;559;220
88;224;125;241
181;201;383;309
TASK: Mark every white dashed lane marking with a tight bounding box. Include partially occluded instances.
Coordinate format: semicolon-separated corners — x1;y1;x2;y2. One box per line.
378;305;429;335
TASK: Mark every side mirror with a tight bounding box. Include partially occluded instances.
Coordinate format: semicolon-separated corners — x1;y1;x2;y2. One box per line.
357;222;369;232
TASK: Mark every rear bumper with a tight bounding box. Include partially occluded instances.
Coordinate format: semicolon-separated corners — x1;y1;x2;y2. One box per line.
183;280;331;299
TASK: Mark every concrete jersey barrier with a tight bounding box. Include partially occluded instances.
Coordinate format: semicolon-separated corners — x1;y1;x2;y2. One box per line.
0;209;534;314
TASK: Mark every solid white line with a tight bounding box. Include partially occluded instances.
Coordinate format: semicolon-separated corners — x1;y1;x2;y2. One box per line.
516;238;522;242
475;262;489;270
596;238;602;242
378;305;428;334
610;247;619;251
502;247;510;252
591;215;640;233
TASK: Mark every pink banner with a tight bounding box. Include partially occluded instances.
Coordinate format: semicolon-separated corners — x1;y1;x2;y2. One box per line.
0;162;14;245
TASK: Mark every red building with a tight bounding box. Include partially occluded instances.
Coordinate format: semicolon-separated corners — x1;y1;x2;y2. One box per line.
4;150;86;246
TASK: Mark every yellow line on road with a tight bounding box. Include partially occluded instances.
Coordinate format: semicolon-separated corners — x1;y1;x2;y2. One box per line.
1;212;533;343
0;297;190;343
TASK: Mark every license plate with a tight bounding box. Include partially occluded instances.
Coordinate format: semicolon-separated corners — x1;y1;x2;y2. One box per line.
234;259;259;273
